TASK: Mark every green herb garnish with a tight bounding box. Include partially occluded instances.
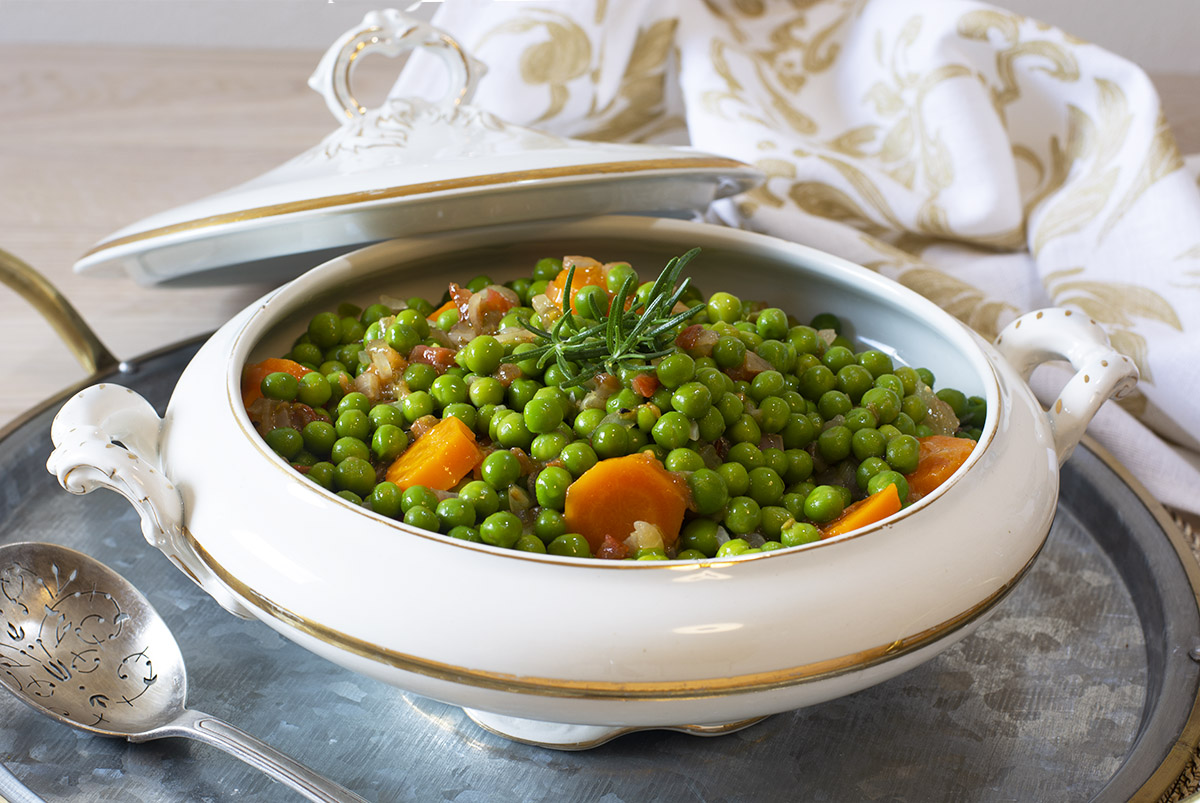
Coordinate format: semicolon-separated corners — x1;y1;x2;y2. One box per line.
521;247;705;387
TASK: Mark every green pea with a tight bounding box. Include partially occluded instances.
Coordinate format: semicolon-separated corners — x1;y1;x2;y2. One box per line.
308;311;343;349
858;349;894;378
367;482;403;518
886;433;921;474
495;412;534;449
817;425;853;463
301;421;337;457
726;413;761;445
651;411;692;450
334;456;376;497
843;406;877;432
513;534;547;554
403;504;440;532
533;508;568;543
574;284;610;319
874;373;906;398
748;370;785;402
459;480;500;518
861;386;901;424
787;325;823;355
798;365;836;401
757;396;791;433
547;533;591;558
916;367;935;387
718;461;750;497
780;413;815;449
460;335;504;375
715;391;744;426
901;394;928;424
688;468;730;516
747;466;785;507
852;427;887;461
371;424;408;463
481;450;521;490
724;496;762;535
339;316;365;345
707;292;742;324
868;470;910;503
781;521;821;547
400;485;439;513
755;308;788;340
447;525;482;542
697;407;727;442
817;390;852;420
385;322;420;355
469;376;506;407
656;352;696;388
727;442;764;469
529;432;568;462
535;466;573;510
560;442;598;477
822;345;856;374
261;372;299;402
717;538;753;557
436;497;477;530
289;342;324;367
856;456;890;491
403;363;437;392
803;485;845;524
810;312;842;333
336;490;364;506
330;436;370;464
671;382;712;419
591;422;631;459
533;257;563;282
402;391;434;423
712;335;746;369
335;409;371;442
264;427;303;459
836;364;875;402
760;505;792;538
295;372;332;407
665;448;706;473
307;461;336;490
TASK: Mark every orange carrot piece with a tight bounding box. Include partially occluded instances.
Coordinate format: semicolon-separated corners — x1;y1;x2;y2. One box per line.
427;299;456;322
905;435;976;500
564;452;690;552
385;415;483;491
821;482;902;539
545;261;607;313
241;357;312;408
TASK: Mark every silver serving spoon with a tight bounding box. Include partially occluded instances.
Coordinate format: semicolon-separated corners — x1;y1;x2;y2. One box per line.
0;541;368;803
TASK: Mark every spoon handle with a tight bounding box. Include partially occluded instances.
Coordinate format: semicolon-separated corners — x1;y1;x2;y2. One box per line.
140;708;370;803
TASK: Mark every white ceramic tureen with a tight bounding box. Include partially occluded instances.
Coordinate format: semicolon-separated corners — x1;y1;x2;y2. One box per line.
46;12;1137;748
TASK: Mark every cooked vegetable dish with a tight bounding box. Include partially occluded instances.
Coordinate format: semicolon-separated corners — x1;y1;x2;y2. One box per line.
243;249;984;560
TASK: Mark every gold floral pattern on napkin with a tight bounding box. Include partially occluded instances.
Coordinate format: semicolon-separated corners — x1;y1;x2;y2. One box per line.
395;0;1200;514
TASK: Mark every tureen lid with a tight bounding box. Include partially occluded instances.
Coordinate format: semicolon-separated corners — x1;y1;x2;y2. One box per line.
74;10;762;287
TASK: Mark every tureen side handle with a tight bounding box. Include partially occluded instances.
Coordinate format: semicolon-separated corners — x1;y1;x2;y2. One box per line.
45;383;254;619
307;8;487;122
994;308;1139;465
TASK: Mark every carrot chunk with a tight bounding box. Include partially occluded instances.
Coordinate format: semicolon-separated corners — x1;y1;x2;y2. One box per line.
564;453;689;552
385;416;483;491
821;483;902;539
241;358;312;408
905;435;976;500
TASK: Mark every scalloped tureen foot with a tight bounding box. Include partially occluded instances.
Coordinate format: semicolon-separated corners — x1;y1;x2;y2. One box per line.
462;708;766;750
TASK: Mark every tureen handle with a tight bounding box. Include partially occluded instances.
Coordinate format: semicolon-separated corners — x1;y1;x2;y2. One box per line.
46;383;254;619
994;309;1139;465
307;8;486;121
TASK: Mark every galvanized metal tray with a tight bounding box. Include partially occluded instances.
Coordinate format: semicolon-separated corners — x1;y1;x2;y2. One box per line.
1;338;1198;802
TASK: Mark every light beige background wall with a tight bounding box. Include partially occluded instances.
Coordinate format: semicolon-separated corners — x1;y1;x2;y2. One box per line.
0;0;1197;74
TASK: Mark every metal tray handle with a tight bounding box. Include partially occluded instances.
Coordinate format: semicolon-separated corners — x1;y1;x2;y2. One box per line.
0;247;118;375
995;308;1139;465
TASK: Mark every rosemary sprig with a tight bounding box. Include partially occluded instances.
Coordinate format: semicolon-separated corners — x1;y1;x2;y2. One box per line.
522;248;705;388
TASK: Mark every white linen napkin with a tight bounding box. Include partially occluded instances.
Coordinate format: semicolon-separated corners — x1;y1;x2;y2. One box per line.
395;0;1200;515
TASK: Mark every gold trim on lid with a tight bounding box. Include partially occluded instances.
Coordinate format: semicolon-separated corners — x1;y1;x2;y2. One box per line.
80;157;755;259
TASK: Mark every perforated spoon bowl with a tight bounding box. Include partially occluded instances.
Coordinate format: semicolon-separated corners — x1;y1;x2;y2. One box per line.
0;541;367;803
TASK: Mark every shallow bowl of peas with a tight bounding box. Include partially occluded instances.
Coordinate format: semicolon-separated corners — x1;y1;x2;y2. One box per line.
47;214;1137;748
